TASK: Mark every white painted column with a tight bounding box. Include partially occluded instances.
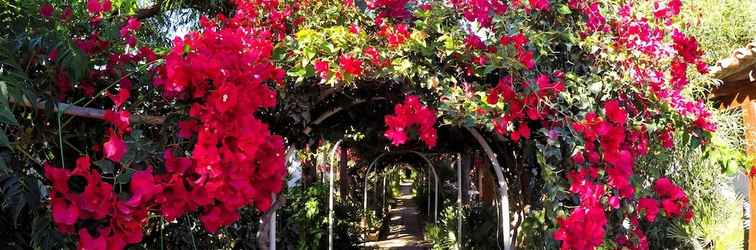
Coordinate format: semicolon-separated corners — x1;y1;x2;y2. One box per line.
465;127;511;250
328;157;334;250
327;141;341;250
427;169;431;219
269;193;276;250
456;154;462;249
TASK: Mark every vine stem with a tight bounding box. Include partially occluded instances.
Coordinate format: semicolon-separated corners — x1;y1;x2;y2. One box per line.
186;216;197;250
57;109;65;168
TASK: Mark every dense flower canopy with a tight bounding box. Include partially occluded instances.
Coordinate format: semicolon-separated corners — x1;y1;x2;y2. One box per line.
10;0;714;249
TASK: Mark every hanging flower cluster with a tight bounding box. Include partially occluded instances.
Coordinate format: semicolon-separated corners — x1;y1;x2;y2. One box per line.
541;0;709;248
154;1;286;232
43;1;286;249
377;23;411;47
119;18;140;47
367;0;412;21
384;95;438;149
488;73;564;142
558;99;691;249
449;0;508;28
499;33;537;70
638;177;693;223
610;1;714;133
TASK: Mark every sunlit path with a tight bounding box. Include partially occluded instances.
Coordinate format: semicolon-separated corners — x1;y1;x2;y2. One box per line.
362;181;429;250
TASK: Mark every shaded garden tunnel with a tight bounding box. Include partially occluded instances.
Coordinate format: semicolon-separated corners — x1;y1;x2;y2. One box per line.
263;81;546;249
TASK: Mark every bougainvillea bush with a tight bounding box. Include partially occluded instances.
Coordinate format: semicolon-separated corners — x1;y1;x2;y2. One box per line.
0;0;727;249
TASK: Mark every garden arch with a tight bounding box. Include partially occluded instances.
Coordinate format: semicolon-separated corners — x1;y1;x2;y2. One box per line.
362;150;439;223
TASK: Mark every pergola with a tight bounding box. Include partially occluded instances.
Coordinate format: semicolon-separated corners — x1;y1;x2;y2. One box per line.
710;42;756;249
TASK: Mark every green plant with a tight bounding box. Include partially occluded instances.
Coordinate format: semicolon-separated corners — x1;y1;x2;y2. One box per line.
278;183;362;250
425;204;500;250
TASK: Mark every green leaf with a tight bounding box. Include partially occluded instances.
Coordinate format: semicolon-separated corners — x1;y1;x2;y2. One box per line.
0;174;25;227
116;168;136;184
0;129;9;147
93;159;115;175
31;214;64;250
0;107;17;125
557;4;572;15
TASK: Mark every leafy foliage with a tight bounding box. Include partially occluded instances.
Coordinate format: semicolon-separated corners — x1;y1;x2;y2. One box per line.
278;183;362;250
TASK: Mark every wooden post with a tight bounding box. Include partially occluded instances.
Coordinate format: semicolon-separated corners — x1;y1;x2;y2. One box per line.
743;99;756;250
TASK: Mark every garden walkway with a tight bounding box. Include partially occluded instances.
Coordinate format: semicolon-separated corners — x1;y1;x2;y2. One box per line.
362;181;429;249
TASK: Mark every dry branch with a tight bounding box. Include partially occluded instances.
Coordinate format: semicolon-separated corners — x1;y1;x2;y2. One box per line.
9;97;165;125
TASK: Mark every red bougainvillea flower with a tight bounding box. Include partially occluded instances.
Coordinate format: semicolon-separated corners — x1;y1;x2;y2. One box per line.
450;0;508;27
516;48;535;70
364;47;390;67
660;128;675;149
87;0;111;15
636;177;692;224
61;6;73;21
511;123;531;142
177;120;198;139
45;157;115;237
384;95;438;149
638;197;660;222
377;23;410;47
367;0;412;21
153;2;287;232
75;33;110;55
671;29;704;65
654;0;682;20
529;0;551;11
339;54;363;77
106;81;131;109
119;18;141;46
79;228;107;250
103;131;126;162
653;177;692;220
553;206;607;250
87;0;101;14
103;110;130;132
603;99;627;124
465;34;486;50
40;3;54;17
50;196;79;227
126;170;162;206
501;32;538;70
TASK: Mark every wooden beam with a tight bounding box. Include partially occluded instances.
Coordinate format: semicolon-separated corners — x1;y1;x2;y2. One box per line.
713;79;756;98
742;98;756;250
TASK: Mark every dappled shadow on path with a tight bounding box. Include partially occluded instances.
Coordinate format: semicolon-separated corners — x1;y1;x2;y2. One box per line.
361;181;429;250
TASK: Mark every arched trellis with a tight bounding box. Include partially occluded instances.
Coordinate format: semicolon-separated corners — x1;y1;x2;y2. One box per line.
302;97;387;135
299;96;506;248
465;127;512;250
327;140;342;250
362;150;439;223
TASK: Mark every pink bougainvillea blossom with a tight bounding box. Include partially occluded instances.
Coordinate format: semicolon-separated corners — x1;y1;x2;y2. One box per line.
384;95;438;149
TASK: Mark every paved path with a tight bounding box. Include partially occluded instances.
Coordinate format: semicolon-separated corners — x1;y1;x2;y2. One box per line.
362;181;429;249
